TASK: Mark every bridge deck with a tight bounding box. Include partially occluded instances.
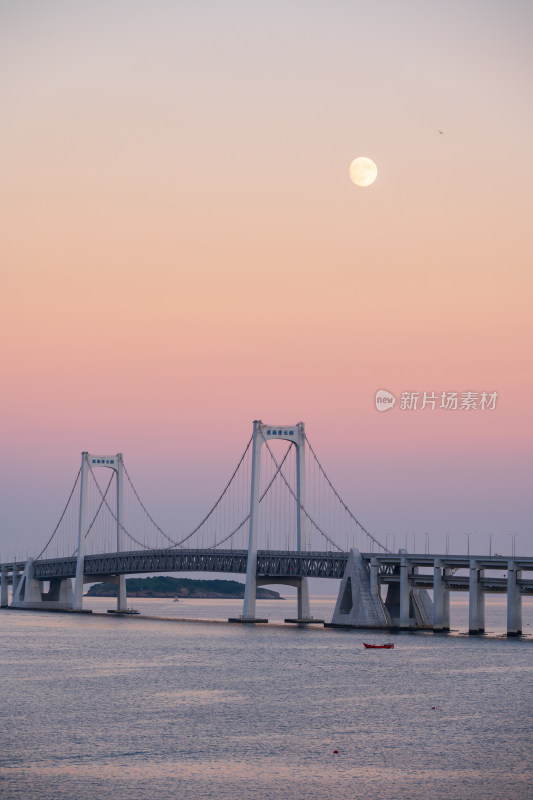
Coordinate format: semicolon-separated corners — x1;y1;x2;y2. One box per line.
2;550;532;593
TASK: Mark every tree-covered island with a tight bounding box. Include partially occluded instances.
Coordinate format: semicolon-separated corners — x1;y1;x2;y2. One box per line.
86;576;283;599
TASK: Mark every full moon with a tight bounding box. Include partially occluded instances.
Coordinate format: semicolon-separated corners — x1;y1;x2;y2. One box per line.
349;156;378;187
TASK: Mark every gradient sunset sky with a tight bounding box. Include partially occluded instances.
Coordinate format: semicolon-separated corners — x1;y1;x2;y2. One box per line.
2;1;532;560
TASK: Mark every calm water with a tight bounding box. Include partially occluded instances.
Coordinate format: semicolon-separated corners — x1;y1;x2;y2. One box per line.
1;596;532;800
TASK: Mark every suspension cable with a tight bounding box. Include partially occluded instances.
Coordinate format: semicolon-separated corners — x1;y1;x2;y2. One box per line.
207;442;293;548
117;436;253;549
71;471;115;556
87;462;154;550
261;433;343;551
35;467;82;560
304;434;388;552
162;435;253;548
36;432;388;560
121;463;188;548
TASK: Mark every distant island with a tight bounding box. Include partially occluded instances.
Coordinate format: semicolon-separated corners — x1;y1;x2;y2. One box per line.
86;576;283;599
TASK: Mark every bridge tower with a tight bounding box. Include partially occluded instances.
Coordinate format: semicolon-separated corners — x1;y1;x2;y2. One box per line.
239;420;311;622
73;452;126;611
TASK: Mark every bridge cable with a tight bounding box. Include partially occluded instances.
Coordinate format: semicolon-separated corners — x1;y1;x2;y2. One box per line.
261;433;343;552
207;443;293;549
304;434;389;553
71;471;115;556
35;467;82;560
138;435;253;549
87;461;155;550
113;436;254;549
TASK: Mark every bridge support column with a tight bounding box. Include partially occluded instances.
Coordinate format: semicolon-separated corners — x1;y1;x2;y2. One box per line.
1;565;8;607
442;570;450;630
116;454;127;612
11;558;75;610
399;556;410;629
117;576;127;611
74;452;89;611
329;549;390;628
241;421;263;621
370;558;379;598
12;563;20;604
381;550;431;629
11;558;41;607
433;559;444;631
294;422;312;621
468;559;485;634
297;577;311;620
433;559;449;631
506;561;522;636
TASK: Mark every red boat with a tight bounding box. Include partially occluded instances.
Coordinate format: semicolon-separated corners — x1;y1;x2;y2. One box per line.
363;642;394;649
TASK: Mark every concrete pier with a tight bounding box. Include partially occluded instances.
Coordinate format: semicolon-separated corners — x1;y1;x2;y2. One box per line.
468;559;485;634
296;576;311;620
329;549;390;628
1;565;8;607
399;556;411;629
433;558;449;631
370;557;379;598
11;563;20;602
442;569;451;630
506;560;522;636
11;558;74;610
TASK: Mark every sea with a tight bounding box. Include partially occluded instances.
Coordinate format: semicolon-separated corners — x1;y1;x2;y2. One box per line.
1;594;532;800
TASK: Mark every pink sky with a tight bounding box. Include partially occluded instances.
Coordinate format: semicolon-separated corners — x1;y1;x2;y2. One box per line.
1;1;532;560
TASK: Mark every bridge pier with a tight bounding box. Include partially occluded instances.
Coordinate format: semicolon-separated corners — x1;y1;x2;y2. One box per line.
433;559;450;631
330;549;435;630
507;561;522;636
370;558;379;598
11;558;75;610
329;549;390;628
117;575;127;611
11;558;43;606
381;553;433;629
296;576;311;620
1;565;8;607
11;563;21;602
399;555;411;629
442;569;451;629
468;559;485;634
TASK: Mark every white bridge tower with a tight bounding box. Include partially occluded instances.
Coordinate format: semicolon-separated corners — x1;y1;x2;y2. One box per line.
239;420;312;622
73;452;126;611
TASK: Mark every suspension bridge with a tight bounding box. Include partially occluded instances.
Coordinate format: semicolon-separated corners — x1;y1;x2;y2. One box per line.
1;421;531;635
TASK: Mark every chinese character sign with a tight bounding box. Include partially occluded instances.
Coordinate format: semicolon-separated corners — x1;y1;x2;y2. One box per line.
376;390;498;412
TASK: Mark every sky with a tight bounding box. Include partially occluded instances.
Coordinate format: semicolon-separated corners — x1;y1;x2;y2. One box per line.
1;0;532;563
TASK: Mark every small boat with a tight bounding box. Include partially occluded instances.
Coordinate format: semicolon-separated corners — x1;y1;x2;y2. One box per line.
363;642;394;649
107;608;140;615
